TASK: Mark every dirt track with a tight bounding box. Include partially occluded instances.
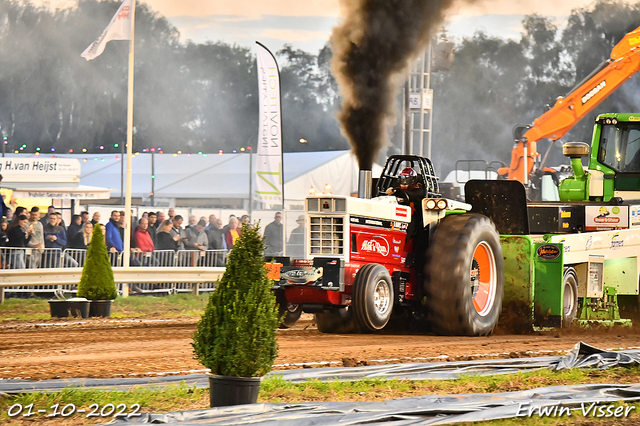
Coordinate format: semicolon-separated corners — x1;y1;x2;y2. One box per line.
1;315;640;381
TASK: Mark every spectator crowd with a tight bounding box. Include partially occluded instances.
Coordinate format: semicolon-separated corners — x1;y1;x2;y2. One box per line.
0;174;306;270
0;205;245;269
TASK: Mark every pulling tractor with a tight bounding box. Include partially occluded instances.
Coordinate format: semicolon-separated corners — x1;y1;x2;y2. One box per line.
274;115;640;334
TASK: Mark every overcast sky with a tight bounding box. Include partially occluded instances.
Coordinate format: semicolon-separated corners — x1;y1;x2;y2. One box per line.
38;0;599;53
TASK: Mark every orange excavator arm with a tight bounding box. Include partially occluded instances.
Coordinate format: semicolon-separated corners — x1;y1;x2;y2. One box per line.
500;24;640;185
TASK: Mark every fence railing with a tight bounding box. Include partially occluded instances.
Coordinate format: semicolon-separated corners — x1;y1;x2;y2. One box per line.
0;248;229;300
0;248;228;269
0;267;225;302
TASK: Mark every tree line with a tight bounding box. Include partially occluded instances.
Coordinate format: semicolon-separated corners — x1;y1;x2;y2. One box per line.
0;0;639;176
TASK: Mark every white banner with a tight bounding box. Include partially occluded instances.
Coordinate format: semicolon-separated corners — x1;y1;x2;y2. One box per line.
255;42;283;205
81;0;133;61
0;158;81;183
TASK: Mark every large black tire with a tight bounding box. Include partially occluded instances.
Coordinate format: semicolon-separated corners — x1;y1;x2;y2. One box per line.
275;291;302;329
562;267;578;327
278;303;302;329
352;263;394;331
424;213;504;336
315;306;360;333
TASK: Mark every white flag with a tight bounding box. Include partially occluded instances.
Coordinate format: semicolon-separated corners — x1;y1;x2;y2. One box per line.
81;0;133;61
255;42;283;205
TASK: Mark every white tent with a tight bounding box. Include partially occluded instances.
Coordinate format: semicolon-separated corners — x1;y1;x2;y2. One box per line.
2;151;382;208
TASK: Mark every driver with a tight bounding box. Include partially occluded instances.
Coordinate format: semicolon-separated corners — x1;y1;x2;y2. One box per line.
385;167;424;207
385;167;425;249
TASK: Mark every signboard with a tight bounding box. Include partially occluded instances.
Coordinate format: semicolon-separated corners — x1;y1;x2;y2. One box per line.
11;188;111;200
585;205;629;231
0;158;81;183
409;89;433;110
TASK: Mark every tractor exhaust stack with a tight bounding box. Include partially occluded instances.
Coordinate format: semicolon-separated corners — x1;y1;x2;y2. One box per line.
358;169;372;199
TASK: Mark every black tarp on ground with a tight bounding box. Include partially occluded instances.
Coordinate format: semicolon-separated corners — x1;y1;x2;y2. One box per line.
109;383;640;425
2;342;640;396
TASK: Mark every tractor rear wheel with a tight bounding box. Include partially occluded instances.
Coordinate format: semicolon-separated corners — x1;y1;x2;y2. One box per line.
352;263;394;331
424;213;503;336
315;306;360;333
562;267;578;327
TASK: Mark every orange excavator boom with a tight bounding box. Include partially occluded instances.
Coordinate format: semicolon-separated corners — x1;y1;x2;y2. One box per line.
500;24;640;185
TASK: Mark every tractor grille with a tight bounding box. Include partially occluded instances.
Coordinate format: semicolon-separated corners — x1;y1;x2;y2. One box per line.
309;216;344;255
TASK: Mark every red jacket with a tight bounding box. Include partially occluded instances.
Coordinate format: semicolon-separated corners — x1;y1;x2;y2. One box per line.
134;226;155;252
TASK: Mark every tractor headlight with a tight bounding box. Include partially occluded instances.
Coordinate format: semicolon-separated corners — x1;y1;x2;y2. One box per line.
426;199;436;209
437;199;448;210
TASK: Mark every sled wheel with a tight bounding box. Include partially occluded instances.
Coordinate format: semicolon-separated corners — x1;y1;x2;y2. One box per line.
278;302;302;329
562;267;578;327
352;263;394;331
424;213;504;336
315;306;360;333
275;291;302;329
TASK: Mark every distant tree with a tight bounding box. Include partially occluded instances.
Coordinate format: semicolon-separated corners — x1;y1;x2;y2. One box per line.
277;44;347;152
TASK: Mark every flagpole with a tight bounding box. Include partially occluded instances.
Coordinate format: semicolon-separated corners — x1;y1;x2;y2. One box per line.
123;0;136;272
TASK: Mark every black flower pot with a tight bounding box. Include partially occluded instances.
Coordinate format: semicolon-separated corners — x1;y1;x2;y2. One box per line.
89;300;112;318
68;299;90;319
208;374;260;407
48;300;69;318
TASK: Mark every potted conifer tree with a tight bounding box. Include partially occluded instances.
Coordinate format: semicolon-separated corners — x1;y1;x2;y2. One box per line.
192;224;279;407
76;224;117;317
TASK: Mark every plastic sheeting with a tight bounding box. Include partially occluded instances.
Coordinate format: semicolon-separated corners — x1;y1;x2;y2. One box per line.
2;342;640;396
111;383;640;425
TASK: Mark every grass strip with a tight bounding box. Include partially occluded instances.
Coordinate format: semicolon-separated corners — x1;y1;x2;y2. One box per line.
3;367;640;425
0;294;210;322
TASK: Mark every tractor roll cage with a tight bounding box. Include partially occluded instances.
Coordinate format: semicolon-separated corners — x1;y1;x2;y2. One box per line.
376;155;440;198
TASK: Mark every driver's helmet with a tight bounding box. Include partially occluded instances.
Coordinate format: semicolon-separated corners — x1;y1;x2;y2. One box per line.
398;167;418;187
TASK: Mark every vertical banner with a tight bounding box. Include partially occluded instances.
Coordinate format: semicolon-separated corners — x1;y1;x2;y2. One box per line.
255;42;283;206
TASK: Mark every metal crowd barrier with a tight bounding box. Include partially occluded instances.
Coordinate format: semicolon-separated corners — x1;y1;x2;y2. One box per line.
0;249;228;298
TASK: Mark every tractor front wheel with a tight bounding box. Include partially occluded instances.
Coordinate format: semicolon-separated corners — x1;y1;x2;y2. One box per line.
276;291;302;329
562;267;578;327
424;213;504;336
352;263;394;332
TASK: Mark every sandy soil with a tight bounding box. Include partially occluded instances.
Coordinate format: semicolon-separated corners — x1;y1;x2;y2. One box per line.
1;315;639;381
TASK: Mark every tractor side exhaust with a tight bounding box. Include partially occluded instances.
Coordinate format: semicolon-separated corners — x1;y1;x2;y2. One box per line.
358;169;372;199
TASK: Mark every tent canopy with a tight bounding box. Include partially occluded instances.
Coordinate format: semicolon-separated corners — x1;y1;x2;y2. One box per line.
2;151;382;205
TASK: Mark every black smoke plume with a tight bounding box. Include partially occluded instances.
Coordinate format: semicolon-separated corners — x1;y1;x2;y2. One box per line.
332;0;460;170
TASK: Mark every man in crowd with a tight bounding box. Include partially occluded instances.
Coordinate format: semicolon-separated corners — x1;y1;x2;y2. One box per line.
207;218;225;250
155;211;166;229
147;212;157;244
44;212;78;267
207;218;226;266
0;174;9;218
105;210;123;253
167;208;176;220
287;215;306;258
185;215;197;231
133;217;158;266
66;214;82;241
205;214;217;231
185;219;208;250
80;211;90;225
91;211;101;225
263;212;284;257
184;219;209;265
27;207;44;268
170;214;186;251
40;206;66;229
